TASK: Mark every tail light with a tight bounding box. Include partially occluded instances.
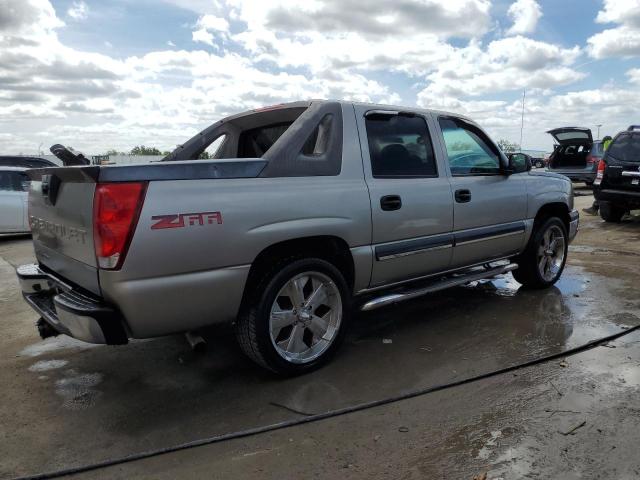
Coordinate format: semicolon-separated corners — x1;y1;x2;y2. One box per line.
587;154;600;165
594;159;606;186
93;182;147;269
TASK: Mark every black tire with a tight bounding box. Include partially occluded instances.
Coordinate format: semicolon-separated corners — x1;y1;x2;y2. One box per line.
585;180;594;187
235;257;351;376
512;217;568;289
535;161;544;168
599;203;626;223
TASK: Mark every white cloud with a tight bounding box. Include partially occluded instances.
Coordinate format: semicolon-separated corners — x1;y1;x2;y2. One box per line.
192;28;215;46
167;40;176;47
191;14;229;47
417;36;582;100
197;14;228;32
588;0;640;58
67;1;88;21
506;0;542;35
627;68;640;84
595;0;640;26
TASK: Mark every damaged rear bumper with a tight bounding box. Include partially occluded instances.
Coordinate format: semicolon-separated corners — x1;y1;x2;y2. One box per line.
16;264;128;345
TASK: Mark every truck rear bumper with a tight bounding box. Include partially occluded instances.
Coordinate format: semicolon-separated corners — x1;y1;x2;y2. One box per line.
16;264;127;345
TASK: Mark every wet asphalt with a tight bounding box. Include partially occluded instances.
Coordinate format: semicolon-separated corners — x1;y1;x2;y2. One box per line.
1;189;639;479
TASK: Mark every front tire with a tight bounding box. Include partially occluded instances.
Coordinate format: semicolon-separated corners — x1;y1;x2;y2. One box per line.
599;202;626;223
235;257;350;375
513;217;568;289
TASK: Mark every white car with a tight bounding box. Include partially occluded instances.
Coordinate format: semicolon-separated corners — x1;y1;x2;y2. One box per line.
0;166;31;234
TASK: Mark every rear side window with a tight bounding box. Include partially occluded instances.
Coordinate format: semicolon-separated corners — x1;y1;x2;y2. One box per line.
607;133;640;163
301;114;333;156
438;117;501;175
238;123;292;158
365;113;437;177
199;134;227;159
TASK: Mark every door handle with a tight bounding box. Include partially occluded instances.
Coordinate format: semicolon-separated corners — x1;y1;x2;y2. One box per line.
454;189;472;203
380;195;402;211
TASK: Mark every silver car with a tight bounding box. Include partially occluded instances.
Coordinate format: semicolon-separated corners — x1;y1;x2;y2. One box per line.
16;100;579;374
0;166;30;234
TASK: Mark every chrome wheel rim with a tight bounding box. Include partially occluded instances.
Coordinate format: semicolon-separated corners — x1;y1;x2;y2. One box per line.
537;225;566;282
269;271;342;364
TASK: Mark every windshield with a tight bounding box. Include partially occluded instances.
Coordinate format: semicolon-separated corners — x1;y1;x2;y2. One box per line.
607;133;640;162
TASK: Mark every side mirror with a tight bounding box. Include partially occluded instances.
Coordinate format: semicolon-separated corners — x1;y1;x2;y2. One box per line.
508;153;531;174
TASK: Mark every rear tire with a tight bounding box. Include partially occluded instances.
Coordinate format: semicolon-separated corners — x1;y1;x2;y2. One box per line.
599;203;626;223
235;257;350;376
513;217;568;289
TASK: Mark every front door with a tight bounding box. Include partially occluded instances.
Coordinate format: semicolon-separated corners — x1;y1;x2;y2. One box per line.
435;116;528;268
355;107;454;287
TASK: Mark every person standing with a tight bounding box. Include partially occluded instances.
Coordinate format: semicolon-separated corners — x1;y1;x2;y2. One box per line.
583;135;613;215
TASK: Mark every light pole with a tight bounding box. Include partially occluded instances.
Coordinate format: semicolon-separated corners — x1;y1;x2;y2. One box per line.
519;89;526;151
596;124;602;140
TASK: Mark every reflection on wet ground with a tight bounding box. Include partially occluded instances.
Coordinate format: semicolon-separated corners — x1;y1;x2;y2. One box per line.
3;262;639;477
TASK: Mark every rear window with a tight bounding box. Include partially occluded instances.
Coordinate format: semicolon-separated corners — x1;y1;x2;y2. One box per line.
555;131;590;142
607;133;640;163
238;122;292;158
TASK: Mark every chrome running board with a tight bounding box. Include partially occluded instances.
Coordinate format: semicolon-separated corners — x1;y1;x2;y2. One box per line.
360;262;518;312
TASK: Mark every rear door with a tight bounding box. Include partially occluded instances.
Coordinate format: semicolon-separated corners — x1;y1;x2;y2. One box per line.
547;127;592;145
355;106;454;287
603;131;640;191
435;116;527;268
0;170;24;232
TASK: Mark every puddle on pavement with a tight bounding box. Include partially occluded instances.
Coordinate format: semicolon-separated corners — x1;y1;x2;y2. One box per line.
28;359;68;372
6;264;640;476
19;335;100;357
54;369;104;411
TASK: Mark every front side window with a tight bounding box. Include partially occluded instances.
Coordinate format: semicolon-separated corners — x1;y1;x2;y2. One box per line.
365;113;437;177
439;117;501;175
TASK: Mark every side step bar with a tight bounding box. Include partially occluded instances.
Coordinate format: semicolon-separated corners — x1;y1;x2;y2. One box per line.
360;262;518;312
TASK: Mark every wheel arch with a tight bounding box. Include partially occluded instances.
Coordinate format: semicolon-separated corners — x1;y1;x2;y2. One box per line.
533;202;571;232
242;235;355;305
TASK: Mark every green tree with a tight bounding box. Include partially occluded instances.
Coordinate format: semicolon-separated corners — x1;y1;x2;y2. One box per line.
130;145;162;156
497;139;520;153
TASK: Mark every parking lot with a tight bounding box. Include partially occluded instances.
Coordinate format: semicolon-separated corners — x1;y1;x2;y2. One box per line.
1;188;639;480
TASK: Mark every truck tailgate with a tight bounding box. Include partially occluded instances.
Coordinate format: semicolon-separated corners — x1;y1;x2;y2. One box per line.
27;167;100;295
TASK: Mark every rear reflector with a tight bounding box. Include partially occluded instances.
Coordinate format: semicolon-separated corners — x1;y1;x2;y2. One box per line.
93;182;147;270
594;159;606;186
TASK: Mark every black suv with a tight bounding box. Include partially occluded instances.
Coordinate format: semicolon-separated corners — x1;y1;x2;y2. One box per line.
593;125;640;222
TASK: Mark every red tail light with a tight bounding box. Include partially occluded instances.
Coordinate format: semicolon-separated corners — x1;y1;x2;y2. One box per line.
587;154;600;165
594;159;606;186
93;182;147;269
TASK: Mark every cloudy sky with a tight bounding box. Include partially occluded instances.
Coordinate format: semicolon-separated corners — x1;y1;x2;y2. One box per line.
1;0;639;155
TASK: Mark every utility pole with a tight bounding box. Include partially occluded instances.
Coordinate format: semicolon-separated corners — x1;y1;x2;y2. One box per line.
519;89;526;152
596;124;602;140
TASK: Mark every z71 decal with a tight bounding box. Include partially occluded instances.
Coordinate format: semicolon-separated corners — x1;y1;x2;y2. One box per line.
151;211;223;230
